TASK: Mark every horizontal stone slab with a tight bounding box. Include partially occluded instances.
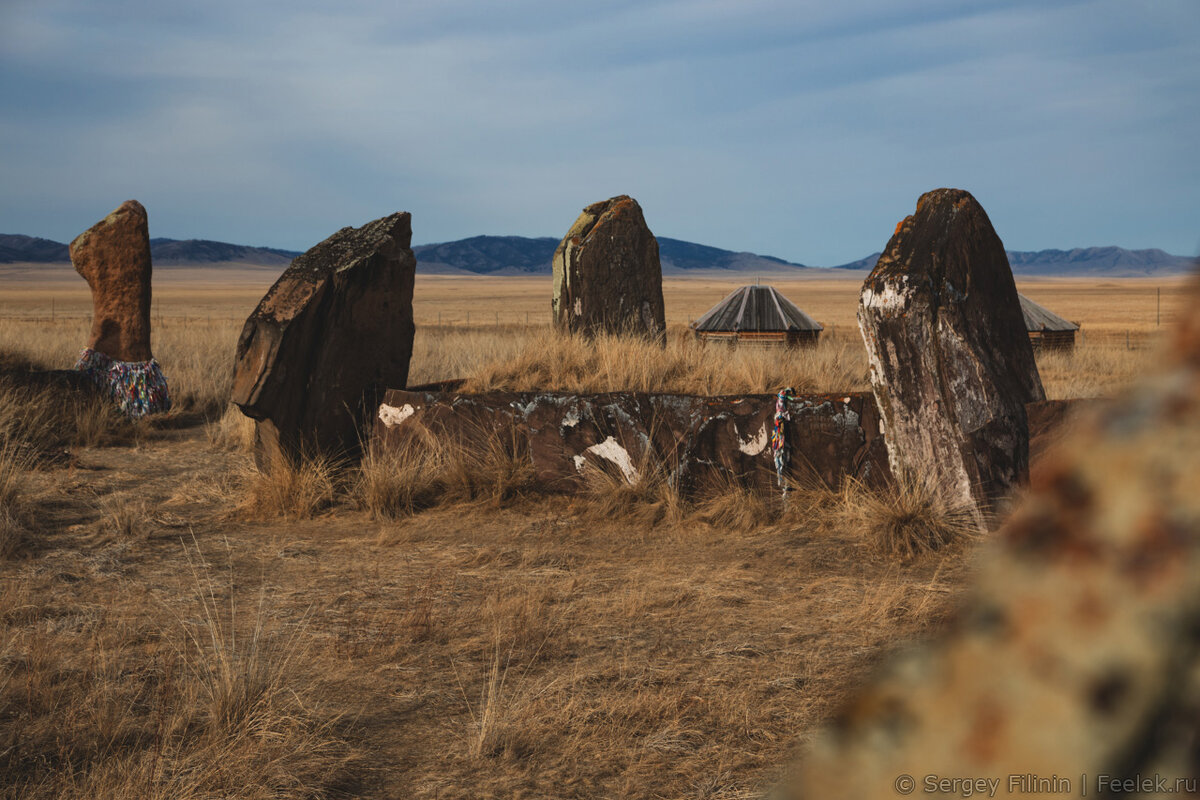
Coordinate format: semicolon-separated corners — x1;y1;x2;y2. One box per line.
373;389;893;493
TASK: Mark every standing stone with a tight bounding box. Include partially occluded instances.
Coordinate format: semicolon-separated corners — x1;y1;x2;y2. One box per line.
857;188;1045;527
783;274;1200;800
551;195;665;340
70;200;170;417
232;213;416;464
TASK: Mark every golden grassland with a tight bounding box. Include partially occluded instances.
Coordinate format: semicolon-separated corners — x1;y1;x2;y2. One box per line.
0;267;1185;401
0;268;1184;798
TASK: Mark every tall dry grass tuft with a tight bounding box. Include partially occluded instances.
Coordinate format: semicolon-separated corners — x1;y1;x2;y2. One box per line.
71;396;142;448
840;473;979;559
0;443;31;559
691;469;779;532
0;544;352;800
441;425;539;507
0;380;62;456
361;424;540;517
95;493;151;543
239;451;341;520
356;437;445;519
459;641;513;761
181;547;311;740
465;327;869;395
206;406;256;452
0;372;141;455
581;442;685;527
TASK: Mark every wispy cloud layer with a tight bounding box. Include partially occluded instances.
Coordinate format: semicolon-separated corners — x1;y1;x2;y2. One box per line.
1;0;1197;262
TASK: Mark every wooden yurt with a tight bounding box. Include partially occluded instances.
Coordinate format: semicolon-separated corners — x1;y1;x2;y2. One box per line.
1019;293;1080;350
690;284;823;347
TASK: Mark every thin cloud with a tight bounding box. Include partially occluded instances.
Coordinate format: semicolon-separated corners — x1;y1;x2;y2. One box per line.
0;0;1196;262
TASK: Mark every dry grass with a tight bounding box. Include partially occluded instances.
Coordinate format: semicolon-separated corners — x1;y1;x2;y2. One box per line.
0;443;30;559
837;473;980;559
692;470;779;533
95;493;151;543
238;451;340;520
1034;341;1156;399
356;437;446;518
0;272;1182;798
0;316;238;423
207;405;257;452
440;425;540;507
466;327;868;394
0;544;352;800
0;404;1012;799
357;425;539;519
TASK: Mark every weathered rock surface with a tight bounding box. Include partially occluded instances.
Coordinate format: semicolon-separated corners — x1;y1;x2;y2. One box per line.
375;389;892;493
551;195;665;339
373;390;1076;494
70;200;154;363
784;275;1200;799
858;188;1045;526
232;213;416;463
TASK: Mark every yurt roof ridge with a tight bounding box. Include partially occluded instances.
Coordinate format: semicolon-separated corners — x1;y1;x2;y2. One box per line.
691;284;823;332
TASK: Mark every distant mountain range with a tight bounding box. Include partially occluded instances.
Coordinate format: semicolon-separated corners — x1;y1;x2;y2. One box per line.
833;246;1196;277
412;235;805;275
0;234;300;266
1;233;1192;277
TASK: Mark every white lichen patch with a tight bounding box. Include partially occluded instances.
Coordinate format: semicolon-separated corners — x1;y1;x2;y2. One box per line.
738;423;768;455
585;436;639;483
573;454;587;472
377;403;416;427
861;279;909;314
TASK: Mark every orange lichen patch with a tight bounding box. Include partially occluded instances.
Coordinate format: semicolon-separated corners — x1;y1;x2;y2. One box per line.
1071;587;1111;629
894;219;905;236
961;697;1006;763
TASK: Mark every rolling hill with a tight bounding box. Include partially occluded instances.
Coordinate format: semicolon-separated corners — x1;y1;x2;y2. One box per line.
411;235;807;275
0;234;301;267
2;232;1191;277
831;246;1194;277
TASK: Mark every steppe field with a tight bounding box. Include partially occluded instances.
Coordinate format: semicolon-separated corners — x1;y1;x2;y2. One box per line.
0;266;1188;799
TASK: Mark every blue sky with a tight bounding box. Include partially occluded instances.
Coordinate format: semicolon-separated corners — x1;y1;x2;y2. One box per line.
1;0;1197;264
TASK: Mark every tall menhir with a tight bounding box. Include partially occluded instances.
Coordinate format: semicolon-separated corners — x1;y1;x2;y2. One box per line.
231;212;416;466
70;199;171;418
857;188;1045;530
551;195;666;341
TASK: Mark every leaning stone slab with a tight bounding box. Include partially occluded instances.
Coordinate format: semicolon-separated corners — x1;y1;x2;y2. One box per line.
551;195;666;340
70;200;170;418
374;389;891;493
232;213;416;464
858;188;1045;526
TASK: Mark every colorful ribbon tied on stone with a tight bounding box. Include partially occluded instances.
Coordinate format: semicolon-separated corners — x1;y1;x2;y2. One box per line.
772;387;796;490
74;347;172;419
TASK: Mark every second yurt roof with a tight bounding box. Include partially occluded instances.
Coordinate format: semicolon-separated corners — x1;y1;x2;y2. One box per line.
1018;294;1080;332
692;285;823;332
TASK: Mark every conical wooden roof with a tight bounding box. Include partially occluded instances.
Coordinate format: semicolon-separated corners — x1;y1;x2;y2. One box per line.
692;285;823;332
1018;294;1079;332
